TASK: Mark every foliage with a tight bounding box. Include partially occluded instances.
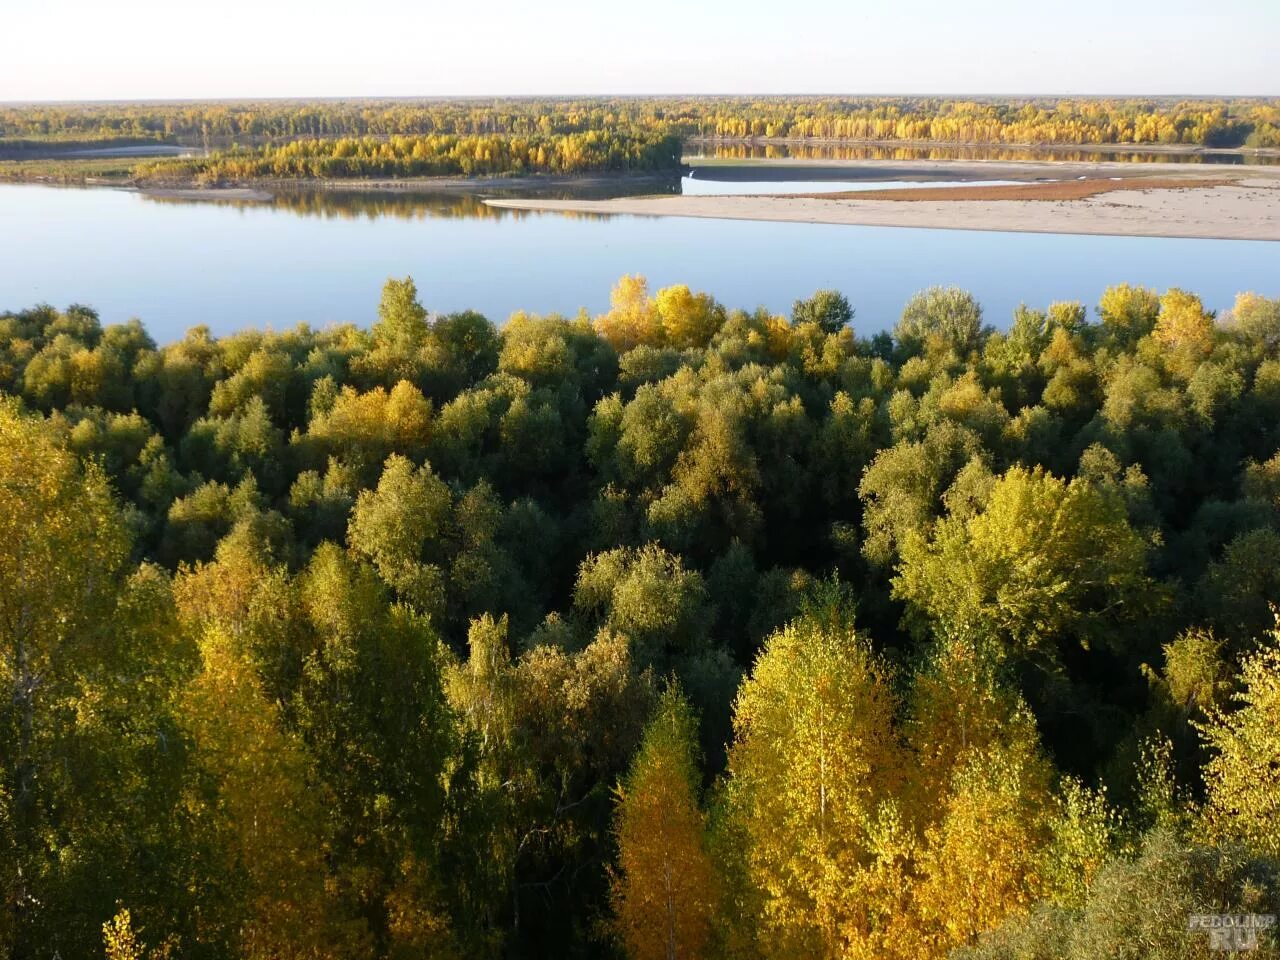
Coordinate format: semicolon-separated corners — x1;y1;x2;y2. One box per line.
610;686;718;960
1;278;1279;957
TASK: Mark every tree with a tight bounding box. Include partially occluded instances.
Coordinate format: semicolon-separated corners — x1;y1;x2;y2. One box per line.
360;276;430;383
1198;628;1280;856
573;545;713;670
597;275;662;352
347;453;453;617
719;605;903;960
958;829;1280;960
446;616;654;950
912;741;1053;955
792;290;853;334
895;286;985;356
858;422;983;570
611;687;718;960
0;400;130;953
180;626;367;958
0;401;209;958
1224;292;1280;352
1152;288;1215;359
1097;283;1159;345
894;466;1159;662
904;632;1039;815
655;284;724;349
292;544;463;957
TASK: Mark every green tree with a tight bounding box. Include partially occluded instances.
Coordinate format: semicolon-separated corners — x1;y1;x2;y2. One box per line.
894;466;1159;662
792;290;854;334
895;286;985;356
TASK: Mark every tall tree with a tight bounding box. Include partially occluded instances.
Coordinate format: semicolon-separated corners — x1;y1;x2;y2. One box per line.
611;687;718;960
718;602;903;960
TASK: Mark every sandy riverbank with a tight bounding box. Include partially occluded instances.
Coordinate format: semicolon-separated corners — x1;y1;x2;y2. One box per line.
485;177;1280;241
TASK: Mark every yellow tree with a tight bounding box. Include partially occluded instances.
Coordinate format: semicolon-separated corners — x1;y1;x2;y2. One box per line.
1198;629;1280;857
1151;287;1216;365
903;631;1039;818
654;284;723;349
611;687;718;960
1097;282;1159;344
596;275;663;352
911;737;1053;957
0;398;130;951
720;604;903;960
181;626;368;959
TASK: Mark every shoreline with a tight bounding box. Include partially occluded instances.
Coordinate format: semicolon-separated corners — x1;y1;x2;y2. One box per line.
484;178;1280;242
4;154;1275;195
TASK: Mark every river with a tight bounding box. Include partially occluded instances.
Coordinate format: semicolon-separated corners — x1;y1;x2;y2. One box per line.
1;180;1275;341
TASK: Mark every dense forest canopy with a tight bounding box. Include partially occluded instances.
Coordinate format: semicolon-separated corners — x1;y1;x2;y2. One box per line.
3;277;1280;958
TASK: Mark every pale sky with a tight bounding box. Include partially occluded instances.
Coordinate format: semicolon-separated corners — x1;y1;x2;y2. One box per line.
3;0;1276;102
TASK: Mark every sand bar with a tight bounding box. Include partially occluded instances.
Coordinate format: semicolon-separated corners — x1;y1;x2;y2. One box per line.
485;178;1280;241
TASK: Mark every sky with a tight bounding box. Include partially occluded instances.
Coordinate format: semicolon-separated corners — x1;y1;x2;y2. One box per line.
3;0;1277;102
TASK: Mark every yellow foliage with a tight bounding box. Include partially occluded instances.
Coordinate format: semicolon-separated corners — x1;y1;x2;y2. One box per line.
1198;629;1280;857
596;275;663;351
1152;287;1215;357
181;627;367;959
723;614;903;960
611;690;718;960
904;634;1039;817
911;741;1052;955
654;284;722;349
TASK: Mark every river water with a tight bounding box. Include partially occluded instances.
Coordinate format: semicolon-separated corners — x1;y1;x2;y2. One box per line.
1;180;1275;341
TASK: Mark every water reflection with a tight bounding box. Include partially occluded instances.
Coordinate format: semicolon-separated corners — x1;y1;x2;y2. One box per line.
139;177;681;221
684;141;1280;166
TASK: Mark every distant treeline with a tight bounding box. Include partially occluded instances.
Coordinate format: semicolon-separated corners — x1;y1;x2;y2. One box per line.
5;96;1280;150
134;130;685;183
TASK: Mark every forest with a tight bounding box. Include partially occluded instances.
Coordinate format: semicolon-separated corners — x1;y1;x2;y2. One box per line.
2;277;1280;959
5;96;1280;148
4;96;1280;185
133;131;686;183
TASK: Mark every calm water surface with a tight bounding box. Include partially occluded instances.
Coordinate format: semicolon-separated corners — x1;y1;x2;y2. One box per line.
1;182;1276;341
684;142;1280;165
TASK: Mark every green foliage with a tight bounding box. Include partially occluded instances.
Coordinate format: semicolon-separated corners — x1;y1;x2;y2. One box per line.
896;286;987;356
792;289;854;334
959;829;1280;960
1;274;1280;958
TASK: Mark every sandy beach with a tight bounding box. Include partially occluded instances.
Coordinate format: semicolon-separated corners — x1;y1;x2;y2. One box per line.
485;175;1280;241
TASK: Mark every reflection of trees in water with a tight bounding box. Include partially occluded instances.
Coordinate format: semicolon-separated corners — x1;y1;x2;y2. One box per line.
142;181;679;222
684;141;1280;165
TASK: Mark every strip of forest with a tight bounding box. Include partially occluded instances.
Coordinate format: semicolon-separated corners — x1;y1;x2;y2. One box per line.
3;96;1280;186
